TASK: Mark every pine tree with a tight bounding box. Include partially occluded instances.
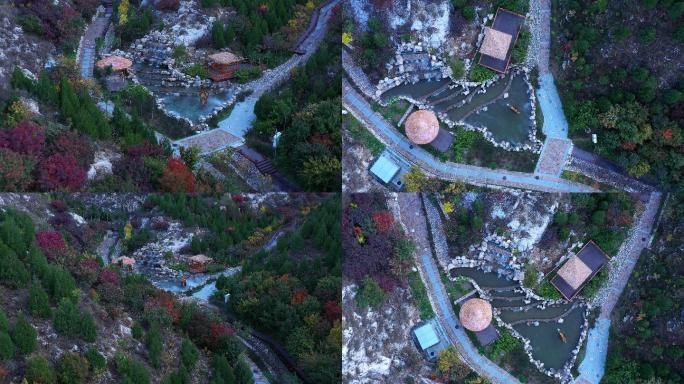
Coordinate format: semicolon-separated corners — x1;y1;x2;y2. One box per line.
212;21;226;49
234;355;254;384
212;355;236;384
28;282;52;319
145;323;163;368
11;313;37;354
79;312;97;342
53;298;81;337
0;332;15;361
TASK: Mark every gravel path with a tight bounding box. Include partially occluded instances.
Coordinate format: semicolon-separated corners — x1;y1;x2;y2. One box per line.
343;79;597;192
394;193;521;384
77;8;111;80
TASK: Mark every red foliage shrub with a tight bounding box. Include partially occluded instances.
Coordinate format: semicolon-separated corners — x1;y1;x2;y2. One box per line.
151;218;169;230
374;273;398;293
0;148;35;191
231;194;245;203
209;322;236;346
159;158;195;192
323;301;342;323
48;131;95;168
98;269;120;286
38;153;86;191
149;291;180;323
36;231;66;260
50;199;68;212
0;120;45;157
291;288;309;305
372;211;394;233
156;0;180;11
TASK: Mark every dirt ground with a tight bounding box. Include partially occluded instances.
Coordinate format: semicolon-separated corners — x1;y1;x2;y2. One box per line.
342;283;432;384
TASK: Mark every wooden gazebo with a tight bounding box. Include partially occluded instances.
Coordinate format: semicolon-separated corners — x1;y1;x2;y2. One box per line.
207;52;244;81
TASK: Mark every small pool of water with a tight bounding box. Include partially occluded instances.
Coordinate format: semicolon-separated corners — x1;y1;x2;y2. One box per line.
499;302;574;324
380;78;450;102
450;267;515;288
464;75;533;145
513;305;584;370
445;73;511;122
160;88;237;123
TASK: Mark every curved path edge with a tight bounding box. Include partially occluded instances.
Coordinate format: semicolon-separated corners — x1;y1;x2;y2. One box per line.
343;79;597;192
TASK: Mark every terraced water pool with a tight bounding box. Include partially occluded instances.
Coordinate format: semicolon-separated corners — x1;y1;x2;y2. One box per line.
450;266;585;371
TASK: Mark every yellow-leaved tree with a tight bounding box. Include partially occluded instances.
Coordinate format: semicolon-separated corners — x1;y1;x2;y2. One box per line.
124;223;132;240
118;0;129;25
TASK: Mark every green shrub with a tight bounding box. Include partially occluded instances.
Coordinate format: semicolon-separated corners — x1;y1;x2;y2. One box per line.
180;338;199;369
145;324;163;368
25;355;56;384
53;299;81;338
234;355;254;384
356;276;387;308
29;282;52;319
16;14;43;35
451;0;467;8
449;57;465;78
469;64;496;83
11;313;37;354
0;310;7;332
57;352;89;384
638;26;656;44
132;321;144;340
80;312;97;342
234;67;263;84
183;64;208;79
0;332;15;361
85;348;107;374
462;6;476;21
162;366;191;384
115;352;150;384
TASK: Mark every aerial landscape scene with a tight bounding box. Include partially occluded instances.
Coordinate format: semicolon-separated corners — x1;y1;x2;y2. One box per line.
0;193;341;383
341;190;682;384
1;0;684;383
342;0;683;195
1;0;341;193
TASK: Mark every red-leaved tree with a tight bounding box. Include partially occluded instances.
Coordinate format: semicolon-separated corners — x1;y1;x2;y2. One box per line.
372;211;394;233
0;148;35;191
38;153;86;191
36;231;66;260
48;131;95;168
159;157;195;192
0;120;45;157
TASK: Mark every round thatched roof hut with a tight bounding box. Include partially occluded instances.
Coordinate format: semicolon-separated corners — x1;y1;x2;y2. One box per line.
404;109;439;144
96;55;133;72
459;298;493;332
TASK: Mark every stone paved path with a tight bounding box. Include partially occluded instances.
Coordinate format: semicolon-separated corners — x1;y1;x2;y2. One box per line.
78;8;111;80
343;80;597;192
395;193;521;384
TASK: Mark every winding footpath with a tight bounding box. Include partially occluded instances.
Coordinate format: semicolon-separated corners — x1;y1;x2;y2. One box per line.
394;193;521;384
343;79;596;192
77;6;111;80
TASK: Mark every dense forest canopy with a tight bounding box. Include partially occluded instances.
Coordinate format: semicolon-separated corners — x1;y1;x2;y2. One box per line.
216;194;342;383
553;0;684;191
247;6;342;191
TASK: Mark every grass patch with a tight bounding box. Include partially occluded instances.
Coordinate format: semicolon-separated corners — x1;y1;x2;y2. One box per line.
345;114;385;156
408;271;435;319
